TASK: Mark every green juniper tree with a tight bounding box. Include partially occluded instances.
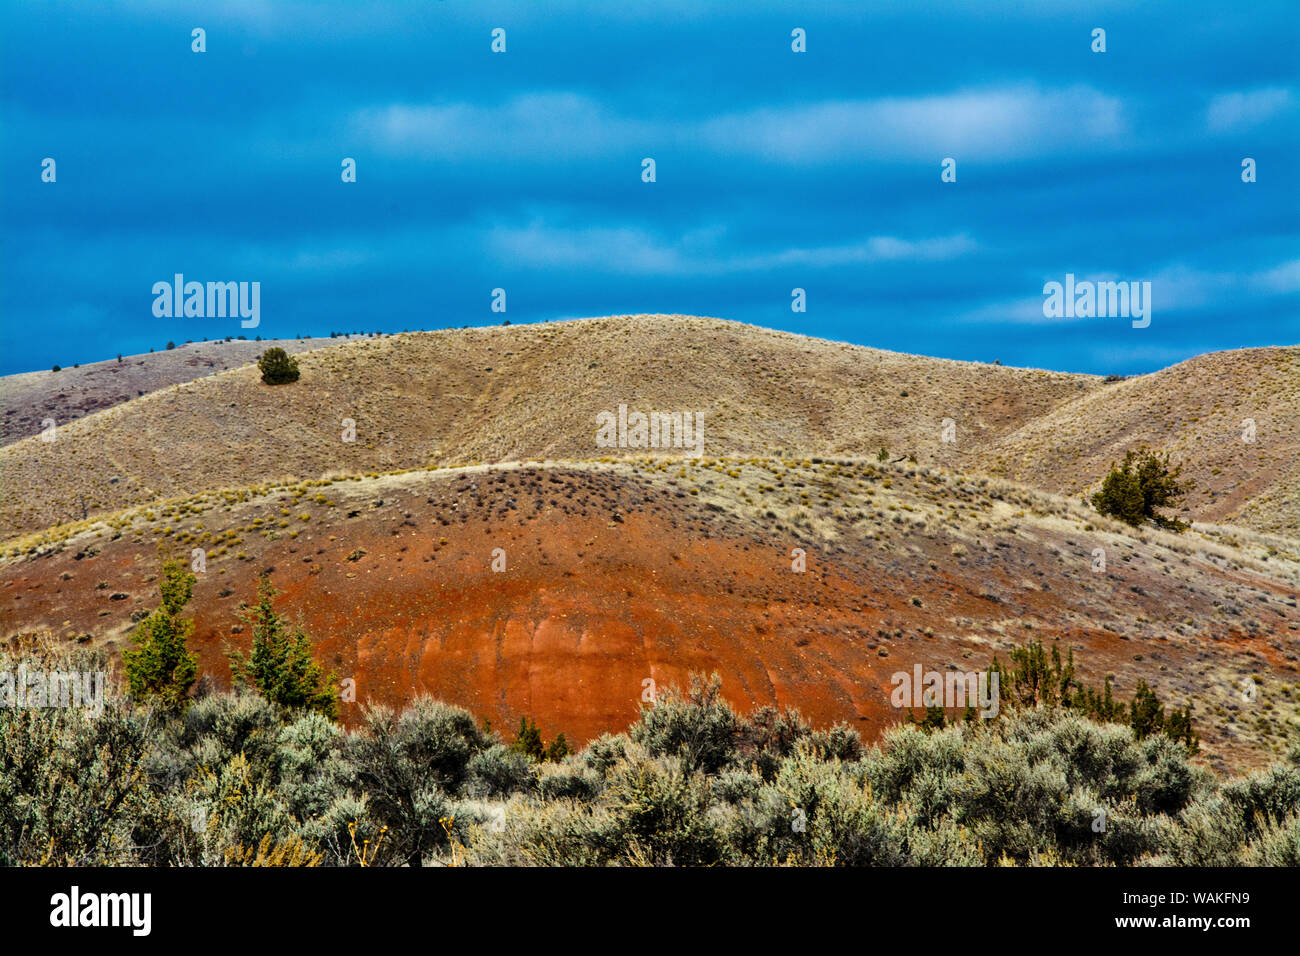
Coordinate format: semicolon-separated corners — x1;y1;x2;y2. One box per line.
916;705;947;731
544;732;571;762
228;576;337;718
1077;674;1126;723
1164;702;1199;752
1128;679;1164;739
123;559;199;712
1091;448;1194;530
511;716;546;761
987;639;1198;752
256;347;300;385
1130;679;1195;751
988;640;1078;709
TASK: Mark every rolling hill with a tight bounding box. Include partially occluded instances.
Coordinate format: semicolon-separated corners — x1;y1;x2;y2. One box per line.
982;346;1300;536
1;315;1296;773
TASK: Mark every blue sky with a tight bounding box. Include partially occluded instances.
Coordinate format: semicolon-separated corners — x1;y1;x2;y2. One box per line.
1;0;1296;375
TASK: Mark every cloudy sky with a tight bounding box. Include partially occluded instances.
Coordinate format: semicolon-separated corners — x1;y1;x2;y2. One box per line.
1;0;1296;374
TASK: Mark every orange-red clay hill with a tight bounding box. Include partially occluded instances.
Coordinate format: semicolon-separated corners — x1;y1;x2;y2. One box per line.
2;459;1297;774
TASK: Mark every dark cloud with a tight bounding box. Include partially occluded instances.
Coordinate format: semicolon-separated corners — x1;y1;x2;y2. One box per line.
1;0;1296;373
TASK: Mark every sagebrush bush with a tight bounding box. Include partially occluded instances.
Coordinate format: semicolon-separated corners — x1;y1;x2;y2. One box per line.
468;743;536;798
466;798;613;867
580;733;629;776
3;644;1295;867
346;698;492;865
1216;763;1300;850
605;754;725;866
0;644;146;865
770;744;911;866
0;701;150;864
536;761;603;802
630;673;739;774
1241;813;1300;865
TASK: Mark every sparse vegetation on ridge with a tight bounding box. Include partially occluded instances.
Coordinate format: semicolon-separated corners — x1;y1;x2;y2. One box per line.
2;319;1294;538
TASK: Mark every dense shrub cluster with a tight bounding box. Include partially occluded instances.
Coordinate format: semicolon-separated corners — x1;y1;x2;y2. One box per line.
2;647;1296;867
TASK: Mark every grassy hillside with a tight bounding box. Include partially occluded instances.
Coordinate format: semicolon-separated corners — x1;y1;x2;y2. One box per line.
0;315;1102;537
3;317;1292;541
979;346;1300;535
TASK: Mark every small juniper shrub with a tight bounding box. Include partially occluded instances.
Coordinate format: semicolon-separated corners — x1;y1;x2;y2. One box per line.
257;347;300;385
